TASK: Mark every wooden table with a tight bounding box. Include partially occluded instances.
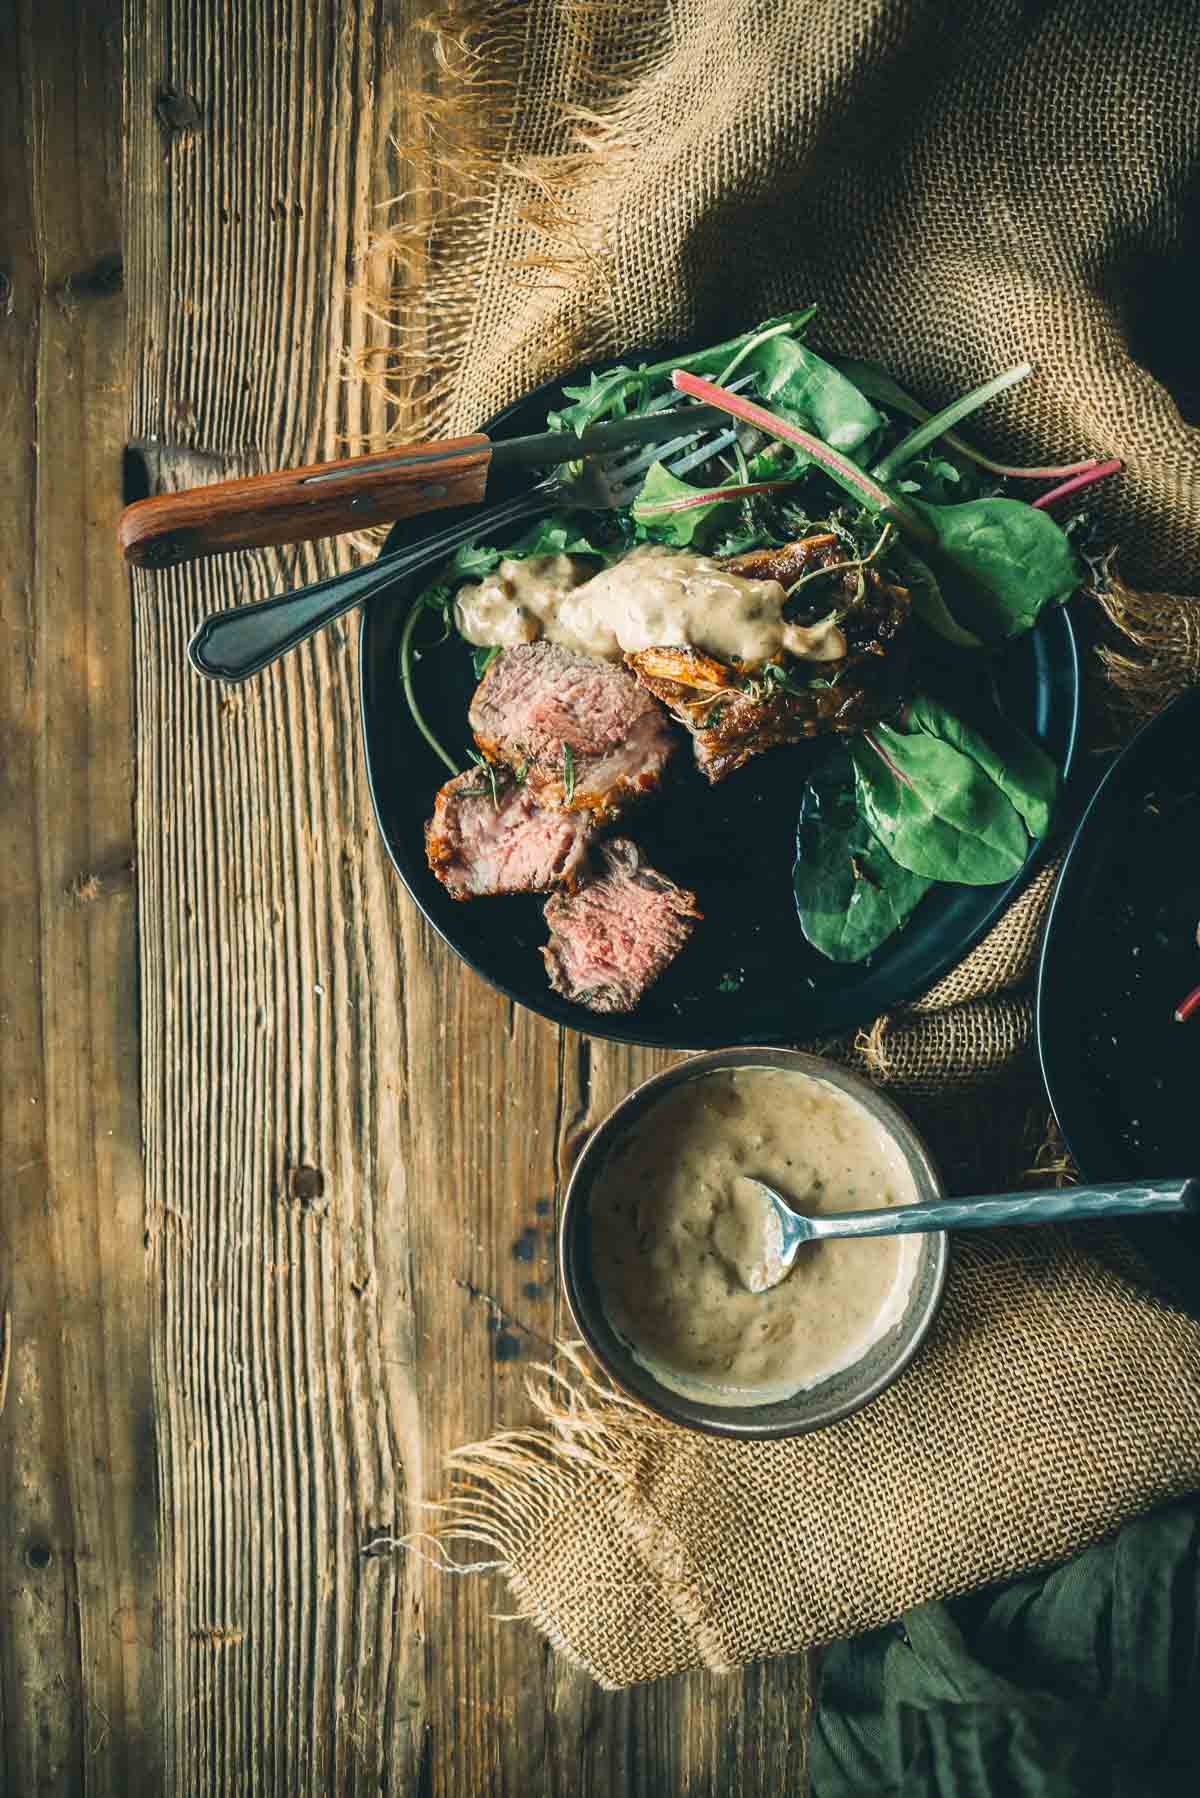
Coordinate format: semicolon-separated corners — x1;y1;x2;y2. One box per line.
2;2;809;1790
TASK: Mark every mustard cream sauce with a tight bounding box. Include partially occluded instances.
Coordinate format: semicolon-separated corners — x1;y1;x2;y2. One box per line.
589;1068;919;1405
454;544;845;665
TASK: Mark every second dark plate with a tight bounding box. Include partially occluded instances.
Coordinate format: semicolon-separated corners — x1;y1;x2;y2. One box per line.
1037;685;1200;1300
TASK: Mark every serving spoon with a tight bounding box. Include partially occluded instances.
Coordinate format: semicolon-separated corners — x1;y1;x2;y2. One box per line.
742;1175;1198;1294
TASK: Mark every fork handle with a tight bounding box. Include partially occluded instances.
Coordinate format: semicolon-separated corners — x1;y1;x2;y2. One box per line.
118;435;494;568
188;483;553;682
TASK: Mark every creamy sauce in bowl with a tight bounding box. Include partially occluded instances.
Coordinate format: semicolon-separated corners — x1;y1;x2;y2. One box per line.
589;1067;919;1406
454;545;846;665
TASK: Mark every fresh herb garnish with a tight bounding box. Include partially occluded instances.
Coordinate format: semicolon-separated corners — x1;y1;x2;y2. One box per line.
466;750;501;809
399;597;461;776
785;521;893;602
561;742;576;804
762;663;816;699
472;643;503;679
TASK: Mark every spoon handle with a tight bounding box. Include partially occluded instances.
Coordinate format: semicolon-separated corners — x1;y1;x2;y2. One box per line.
812;1177;1196;1241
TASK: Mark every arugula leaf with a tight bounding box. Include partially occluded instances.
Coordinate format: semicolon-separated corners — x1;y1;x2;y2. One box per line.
910;496;1081;640
743;337;884;456
850;725;1029;885
903;692;1058;839
548;310;817;434
471;644;502;679
794;749;934;962
561;741;576;804
506;515;622;560
891;544;983;649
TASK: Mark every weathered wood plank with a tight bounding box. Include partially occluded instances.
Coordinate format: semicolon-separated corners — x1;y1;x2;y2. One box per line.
125;2;810;1791
125;2;424;1788
0;1;159;1792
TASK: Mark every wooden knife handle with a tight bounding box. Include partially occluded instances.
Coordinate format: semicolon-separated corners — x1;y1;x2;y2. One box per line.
118;435;494;568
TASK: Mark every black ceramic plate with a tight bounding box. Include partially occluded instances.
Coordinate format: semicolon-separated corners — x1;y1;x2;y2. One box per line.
1037;686;1200;1297
360;354;1080;1050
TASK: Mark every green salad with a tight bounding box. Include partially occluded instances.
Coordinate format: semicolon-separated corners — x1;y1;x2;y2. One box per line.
405;309;1117;964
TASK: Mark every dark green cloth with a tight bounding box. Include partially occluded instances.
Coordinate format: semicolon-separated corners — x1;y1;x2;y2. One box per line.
812;1499;1200;1797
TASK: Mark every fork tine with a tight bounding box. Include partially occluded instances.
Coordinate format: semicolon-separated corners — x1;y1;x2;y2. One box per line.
606;374;755;463
664;427;740;479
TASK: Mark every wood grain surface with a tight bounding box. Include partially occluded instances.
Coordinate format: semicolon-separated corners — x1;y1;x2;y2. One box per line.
0;2;160;1792
5;0;811;1791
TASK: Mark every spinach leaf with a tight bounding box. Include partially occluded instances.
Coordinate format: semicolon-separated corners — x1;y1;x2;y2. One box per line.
743;338;884;456
850;725;1029;885
630;460;738;545
794;749;934;962
891;544;983;649
910;496;1081;640
904;692;1058;839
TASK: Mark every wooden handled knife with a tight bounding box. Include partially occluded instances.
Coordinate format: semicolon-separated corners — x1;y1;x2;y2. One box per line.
118;408;731;568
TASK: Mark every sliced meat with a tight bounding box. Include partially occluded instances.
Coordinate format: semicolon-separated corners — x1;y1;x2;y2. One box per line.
628;561;912;783
542;838;701;1014
468;641;676;820
425;768;595;901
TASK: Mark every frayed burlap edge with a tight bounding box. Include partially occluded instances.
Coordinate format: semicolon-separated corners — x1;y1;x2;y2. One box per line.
399;1344;727;1685
356;1;668;443
1094;572;1200;722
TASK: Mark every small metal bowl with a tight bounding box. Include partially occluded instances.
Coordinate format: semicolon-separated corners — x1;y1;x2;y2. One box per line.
559;1047;948;1438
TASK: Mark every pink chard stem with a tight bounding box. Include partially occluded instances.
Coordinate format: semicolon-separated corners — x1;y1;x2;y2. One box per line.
639;479;797;517
670;370;936;546
1031;459;1123;511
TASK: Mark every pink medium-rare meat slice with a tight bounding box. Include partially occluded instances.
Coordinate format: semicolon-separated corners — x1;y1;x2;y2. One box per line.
541;838;701;1014
468;642;675;820
425;768;595;901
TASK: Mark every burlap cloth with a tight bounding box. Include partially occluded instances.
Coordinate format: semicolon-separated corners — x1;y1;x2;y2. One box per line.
376;0;1200;1685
